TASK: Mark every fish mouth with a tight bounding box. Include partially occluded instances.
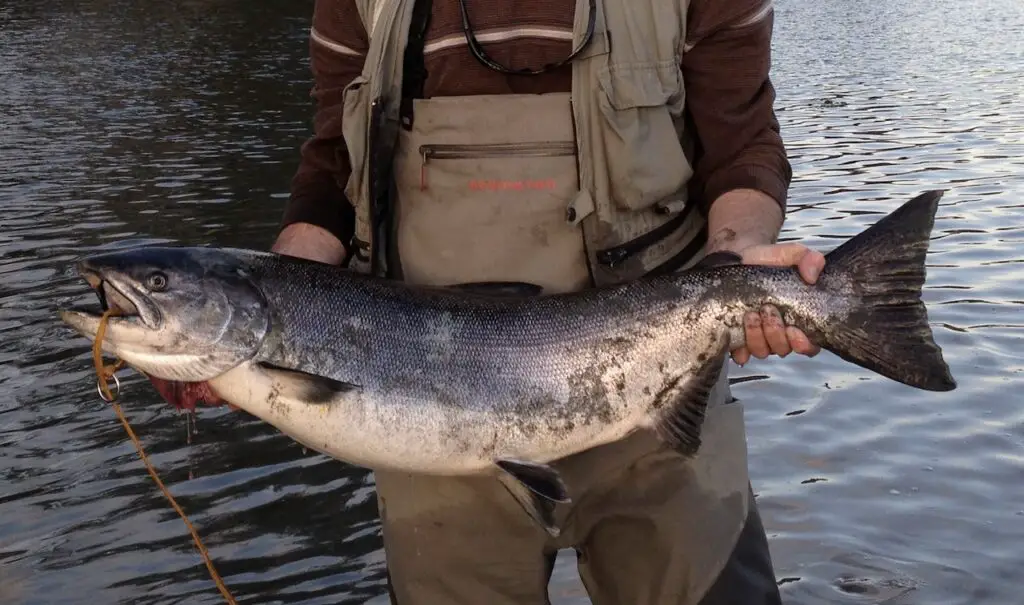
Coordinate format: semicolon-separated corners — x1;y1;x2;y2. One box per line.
65;264;161;330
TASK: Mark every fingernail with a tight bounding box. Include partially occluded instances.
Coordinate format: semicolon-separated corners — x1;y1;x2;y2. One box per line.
808;265;821;282
762;305;783;327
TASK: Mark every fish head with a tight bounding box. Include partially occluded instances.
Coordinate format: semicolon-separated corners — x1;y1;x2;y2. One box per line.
59;246;271;382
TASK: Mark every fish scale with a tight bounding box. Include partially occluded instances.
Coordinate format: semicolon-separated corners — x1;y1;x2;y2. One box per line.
59;190;957;536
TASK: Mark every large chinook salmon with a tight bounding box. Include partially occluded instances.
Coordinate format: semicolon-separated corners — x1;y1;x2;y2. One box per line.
59;190;956;535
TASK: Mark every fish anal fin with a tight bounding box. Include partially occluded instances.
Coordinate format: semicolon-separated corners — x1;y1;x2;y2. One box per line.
256;362;361;404
495;459;570;537
652;332;729;457
692;251;743;271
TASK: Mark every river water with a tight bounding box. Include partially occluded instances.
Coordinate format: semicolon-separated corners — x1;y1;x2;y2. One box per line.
1;0;1022;603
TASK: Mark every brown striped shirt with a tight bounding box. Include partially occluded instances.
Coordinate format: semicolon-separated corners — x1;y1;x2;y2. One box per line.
283;0;791;249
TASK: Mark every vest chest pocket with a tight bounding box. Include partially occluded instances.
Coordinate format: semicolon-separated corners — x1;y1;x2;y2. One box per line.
596;61;694;212
417;142;578;191
392;129;590;292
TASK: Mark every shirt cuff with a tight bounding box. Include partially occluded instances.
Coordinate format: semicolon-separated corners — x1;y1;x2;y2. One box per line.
280;176;356;247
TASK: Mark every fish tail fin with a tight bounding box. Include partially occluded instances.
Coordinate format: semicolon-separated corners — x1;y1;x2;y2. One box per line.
815;190;956;392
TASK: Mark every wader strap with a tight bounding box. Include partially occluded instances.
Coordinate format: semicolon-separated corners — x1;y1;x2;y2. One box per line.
367;98;391;275
399;0;432;130
368;0;432;276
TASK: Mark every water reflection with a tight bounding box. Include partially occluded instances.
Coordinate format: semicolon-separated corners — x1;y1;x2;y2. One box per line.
1;0;1023;603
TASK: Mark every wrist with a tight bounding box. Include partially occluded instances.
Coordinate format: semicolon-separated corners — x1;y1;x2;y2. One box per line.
706;188;783;254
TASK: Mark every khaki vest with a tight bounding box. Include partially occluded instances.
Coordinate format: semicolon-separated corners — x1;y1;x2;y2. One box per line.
340;0;707;286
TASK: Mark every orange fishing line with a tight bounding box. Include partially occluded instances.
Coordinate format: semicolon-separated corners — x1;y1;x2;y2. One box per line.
93;309;237;604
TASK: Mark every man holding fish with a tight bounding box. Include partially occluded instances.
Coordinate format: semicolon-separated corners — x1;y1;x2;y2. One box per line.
271;1;813;603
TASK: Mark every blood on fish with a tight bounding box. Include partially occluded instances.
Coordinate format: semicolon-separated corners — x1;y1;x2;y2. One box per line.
145;376;236;411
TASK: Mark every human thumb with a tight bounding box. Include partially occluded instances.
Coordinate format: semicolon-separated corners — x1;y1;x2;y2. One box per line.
741;243;811;267
742;243;825;284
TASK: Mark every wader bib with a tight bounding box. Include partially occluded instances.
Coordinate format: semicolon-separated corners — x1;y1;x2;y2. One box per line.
336;0;761;602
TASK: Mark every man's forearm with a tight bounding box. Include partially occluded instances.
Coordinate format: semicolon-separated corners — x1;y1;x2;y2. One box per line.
272;222;349;265
705;188;784;254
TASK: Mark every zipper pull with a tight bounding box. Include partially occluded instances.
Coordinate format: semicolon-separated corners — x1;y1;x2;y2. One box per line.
420;148;430;190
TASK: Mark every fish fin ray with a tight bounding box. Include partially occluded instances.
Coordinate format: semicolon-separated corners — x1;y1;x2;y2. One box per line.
496;459;570;502
691;251;743;270
256;362;362;404
652;332;728;457
817;190;956;392
495;459;570;537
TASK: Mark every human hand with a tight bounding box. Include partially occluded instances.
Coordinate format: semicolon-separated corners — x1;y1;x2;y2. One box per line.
730;243;826;366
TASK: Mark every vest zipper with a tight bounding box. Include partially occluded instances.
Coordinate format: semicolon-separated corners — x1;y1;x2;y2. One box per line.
419;142;576;190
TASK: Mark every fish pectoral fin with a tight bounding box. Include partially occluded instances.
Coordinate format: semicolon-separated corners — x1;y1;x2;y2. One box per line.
691;251;744;270
445;281;545;297
495;459;570;537
256;362;361;404
652;332;730;457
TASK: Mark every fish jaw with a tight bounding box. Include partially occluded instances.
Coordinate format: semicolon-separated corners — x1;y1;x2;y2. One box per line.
58;304;174;374
59;305;249;383
59;309;104;345
59;264;163;355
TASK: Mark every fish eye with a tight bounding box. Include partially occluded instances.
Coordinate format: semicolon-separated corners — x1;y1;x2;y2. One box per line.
145;271;168;292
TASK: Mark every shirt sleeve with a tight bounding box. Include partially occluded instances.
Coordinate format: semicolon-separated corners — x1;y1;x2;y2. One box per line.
682;0;792;216
281;0;369;245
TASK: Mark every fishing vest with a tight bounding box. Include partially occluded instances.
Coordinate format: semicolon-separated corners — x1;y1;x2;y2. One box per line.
339;0;707;286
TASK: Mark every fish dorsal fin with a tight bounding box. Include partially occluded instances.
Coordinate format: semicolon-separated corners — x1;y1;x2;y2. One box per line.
691;251;744;270
495;459;570;537
445;281;545;298
651;332;730;456
256;362;361;404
